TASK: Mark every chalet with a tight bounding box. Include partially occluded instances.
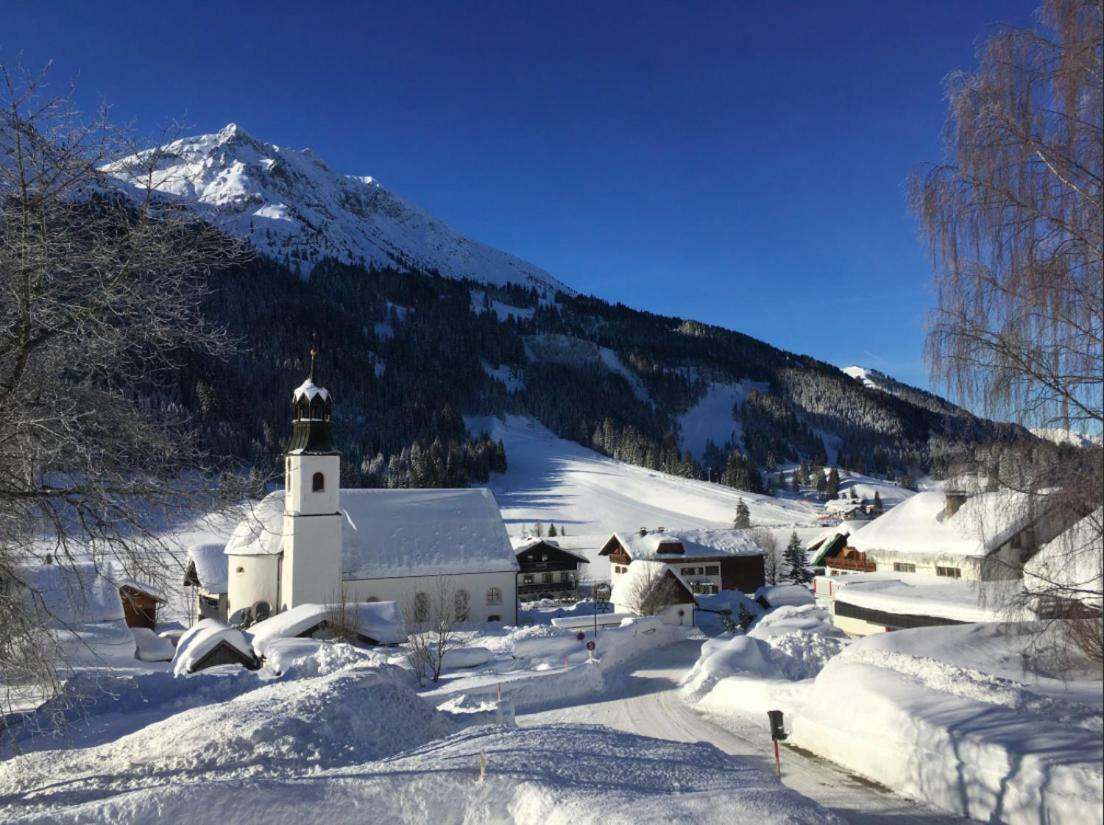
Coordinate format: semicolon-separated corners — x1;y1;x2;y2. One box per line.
600;528;765;623
183;543;229;623
513;537;588;601
842;489;1075;583
223;353;519;627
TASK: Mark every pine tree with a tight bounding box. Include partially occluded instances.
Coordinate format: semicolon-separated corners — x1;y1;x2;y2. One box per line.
534;522;543;537
734;498;751;529
873;491;883;512
784;531;811;584
826;467;840;499
548;523;558;537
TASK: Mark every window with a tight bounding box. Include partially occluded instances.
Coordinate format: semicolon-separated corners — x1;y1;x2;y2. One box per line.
893;562;917;573
454;589;470;621
487;587;502;605
541;573;553;584
936;566;962;579
413;592;429;622
488;615;501;623
705;565;719;576
523;574;534;584
312;472;325;492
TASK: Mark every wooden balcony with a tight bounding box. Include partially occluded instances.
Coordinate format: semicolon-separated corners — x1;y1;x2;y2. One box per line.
826;552;876;573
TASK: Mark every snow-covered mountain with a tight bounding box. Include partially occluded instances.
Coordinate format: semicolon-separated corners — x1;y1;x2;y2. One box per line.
841;365;963;417
102;124;570;295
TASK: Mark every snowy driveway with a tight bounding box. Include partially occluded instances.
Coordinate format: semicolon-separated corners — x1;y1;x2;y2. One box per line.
518;640;979;825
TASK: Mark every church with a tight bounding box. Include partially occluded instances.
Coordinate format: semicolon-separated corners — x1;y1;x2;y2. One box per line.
220;353;519;626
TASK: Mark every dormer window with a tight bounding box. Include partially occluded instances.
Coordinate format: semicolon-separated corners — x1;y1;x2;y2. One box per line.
312;472;325;492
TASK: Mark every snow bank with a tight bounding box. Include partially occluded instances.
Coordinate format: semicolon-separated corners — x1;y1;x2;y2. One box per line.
131;627;174;662
0;660;451;816
3;723;838;825
792;624;1103;825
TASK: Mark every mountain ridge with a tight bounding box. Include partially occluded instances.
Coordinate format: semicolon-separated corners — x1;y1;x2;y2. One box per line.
102;123;571;296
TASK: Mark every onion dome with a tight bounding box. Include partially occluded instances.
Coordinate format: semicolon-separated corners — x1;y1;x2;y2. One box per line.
288;347;337;454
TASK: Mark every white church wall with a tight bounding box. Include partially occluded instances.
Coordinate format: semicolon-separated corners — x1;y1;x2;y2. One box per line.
227;554;280;616
344;570;518;625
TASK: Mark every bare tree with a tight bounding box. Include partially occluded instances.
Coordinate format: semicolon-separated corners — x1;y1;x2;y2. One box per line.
910;0;1103;654
0;65;247;715
751;527;782;586
622;564;683;617
402;577;465;682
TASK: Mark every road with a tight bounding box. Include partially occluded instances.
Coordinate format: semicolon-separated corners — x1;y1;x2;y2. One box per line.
517;639;977;825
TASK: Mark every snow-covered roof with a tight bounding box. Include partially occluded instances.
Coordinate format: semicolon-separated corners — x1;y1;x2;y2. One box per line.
186;543;228;593
755;584;815;608
610;559;694;607
172;619;256;675
116;577;166;602
848;490;1040;559
292;378;330;403
1024;508;1102;608
605;528;764;561
20;562;125;625
249;601;406;654
826;573;1005;623
226;488;519;579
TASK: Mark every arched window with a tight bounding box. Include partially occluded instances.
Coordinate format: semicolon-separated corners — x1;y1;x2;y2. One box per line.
454;589;470;621
312;472;325;492
413;592;429;622
486;587;502;605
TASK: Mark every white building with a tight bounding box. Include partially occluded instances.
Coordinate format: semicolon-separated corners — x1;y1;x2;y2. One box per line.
601;528;765;625
841;489;1072;583
223;356;519;626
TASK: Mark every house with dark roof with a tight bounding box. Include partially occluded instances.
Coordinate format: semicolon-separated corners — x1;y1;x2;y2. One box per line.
512;537;588;601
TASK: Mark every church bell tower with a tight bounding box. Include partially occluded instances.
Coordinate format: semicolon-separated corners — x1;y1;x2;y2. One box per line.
281;347;343;609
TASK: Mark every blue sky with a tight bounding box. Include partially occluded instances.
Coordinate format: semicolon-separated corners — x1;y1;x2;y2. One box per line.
7;0;1038;390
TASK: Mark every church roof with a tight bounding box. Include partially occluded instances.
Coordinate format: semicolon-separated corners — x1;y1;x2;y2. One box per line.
292;378;329;403
225;488;520;579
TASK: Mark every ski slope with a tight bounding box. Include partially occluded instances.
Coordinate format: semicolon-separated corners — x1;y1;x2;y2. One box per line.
469;415;821;538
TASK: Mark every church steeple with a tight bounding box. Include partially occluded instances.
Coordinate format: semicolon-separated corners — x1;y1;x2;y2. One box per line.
288;346;336;454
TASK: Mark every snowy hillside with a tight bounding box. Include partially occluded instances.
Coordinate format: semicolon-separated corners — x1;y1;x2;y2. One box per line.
470;414;822;538
102;124;570;294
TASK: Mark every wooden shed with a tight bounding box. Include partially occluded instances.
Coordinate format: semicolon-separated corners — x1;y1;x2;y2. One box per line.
118;581;165;630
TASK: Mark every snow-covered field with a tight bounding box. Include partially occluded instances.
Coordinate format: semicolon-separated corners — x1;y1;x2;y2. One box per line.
1;624;842;825
471;414;822;540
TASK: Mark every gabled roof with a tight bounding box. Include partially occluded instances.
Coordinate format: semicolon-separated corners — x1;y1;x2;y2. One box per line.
225;488;519;579
184;542;229;592
848;490;1043;559
601;528;764;561
512;537;589;564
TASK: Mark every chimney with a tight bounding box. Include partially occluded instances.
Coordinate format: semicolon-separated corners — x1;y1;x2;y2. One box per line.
944;490;967;517
656;526;665;533
638;527;648;537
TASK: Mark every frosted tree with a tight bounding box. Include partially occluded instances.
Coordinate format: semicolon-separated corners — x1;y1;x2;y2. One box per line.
752;528;782;586
910;0;1102;658
734;499;751;529
0;65;246;715
784;531;811;584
